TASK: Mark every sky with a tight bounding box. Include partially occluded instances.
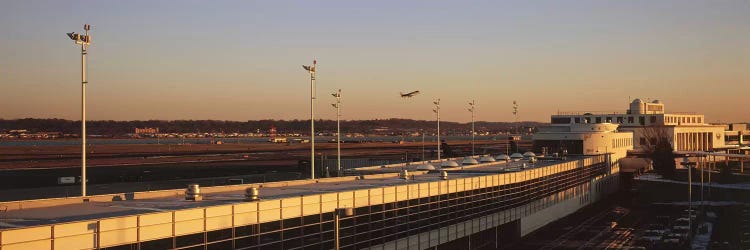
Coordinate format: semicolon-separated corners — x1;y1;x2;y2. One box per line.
0;1;748;123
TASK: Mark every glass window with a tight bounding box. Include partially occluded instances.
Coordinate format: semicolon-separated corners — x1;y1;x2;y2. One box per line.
259;232;281;244
207;228;232;242
303;224;320;235
283;217;301;228
283;227;303;239
303;214;320;225
176;233;204;248
235;225;257;237
140;237;174;250
282;238;303;250
234;235;257;248
260;221;281;233
207;240;232;250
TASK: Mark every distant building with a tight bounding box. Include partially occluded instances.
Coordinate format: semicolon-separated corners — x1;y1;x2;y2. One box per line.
551;99;726;151
723;123;749;146
8;129;29;135
726;123;747;131
533;123;633;155
134;127;159;134
533;123;633;172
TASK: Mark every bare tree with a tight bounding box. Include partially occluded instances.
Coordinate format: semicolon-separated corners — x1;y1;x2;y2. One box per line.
640;126;676;179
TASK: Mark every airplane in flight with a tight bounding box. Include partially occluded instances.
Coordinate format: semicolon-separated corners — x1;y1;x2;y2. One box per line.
400;90;420;98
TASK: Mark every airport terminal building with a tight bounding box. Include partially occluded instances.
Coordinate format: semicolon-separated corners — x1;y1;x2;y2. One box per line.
550;99;726;152
0;153;620;250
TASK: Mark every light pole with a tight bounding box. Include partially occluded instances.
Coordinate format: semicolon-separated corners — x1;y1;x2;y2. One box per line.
67;24;91;197
468;100;476;157
682;156;694;239
512;100;519;134
700;155;704;203
421;129;425;161
303;60;317;179
331;89;341;176
334;207;354;250
433;99;441;160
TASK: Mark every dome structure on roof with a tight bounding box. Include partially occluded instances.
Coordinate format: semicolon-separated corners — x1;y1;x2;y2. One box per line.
495;154;510;161
462;157;479;165
523;151;536;158
440;160;460;168
479;156;496;163
652;99;661;104
416;164;436;171
632;98;643;104
510;153;524;159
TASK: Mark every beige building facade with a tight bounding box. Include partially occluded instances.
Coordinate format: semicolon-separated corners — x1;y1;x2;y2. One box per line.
551;99;725;152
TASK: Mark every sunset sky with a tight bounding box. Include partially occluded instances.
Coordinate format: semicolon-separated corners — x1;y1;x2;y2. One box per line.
1;1;748;123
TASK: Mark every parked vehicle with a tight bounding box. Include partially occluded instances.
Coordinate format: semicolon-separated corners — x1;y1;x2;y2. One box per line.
672;218;691;231
644;223;669;235
638;230;664;247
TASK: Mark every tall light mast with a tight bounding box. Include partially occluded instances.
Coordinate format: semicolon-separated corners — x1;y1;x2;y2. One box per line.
303;60;317;179
513;100;519;133
433;99;441;160
66;24;92;197
331;89;341;176
468;100;476;156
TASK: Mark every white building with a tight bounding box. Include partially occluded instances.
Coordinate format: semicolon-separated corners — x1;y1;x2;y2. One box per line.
550;99;726;152
533;123;633;173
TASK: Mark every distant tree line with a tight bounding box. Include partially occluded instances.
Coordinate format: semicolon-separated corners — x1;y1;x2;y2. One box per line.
0;118;545;136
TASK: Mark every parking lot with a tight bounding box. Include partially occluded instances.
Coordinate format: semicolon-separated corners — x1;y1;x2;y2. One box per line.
510;190;750;250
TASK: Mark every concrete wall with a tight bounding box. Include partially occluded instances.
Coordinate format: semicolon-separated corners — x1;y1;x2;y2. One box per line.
366;172;622;250
520;173;620;236
367;159;621;250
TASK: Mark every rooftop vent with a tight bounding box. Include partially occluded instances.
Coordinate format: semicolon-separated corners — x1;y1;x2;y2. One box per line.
186;184;202;201
440;160;460;168
510;153;524;160
523;151;536;158
479;156;496;163
400;169;409;179
462;157;479;165
245;187;260;201
416;164;436;170
440;170;448;180
495;154;511;161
